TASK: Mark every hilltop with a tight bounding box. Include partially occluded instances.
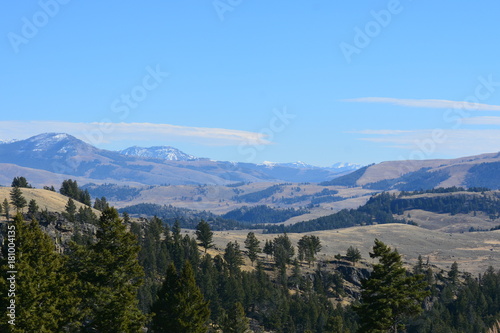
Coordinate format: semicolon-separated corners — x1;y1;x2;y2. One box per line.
0;187;99;216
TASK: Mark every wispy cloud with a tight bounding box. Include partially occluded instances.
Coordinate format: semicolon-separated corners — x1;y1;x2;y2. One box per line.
343;97;500;111
462;116;500;125
0;121;271;147
351;129;415;135
358;128;500;157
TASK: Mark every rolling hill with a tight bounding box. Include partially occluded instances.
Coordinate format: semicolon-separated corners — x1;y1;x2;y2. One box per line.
321;151;500;190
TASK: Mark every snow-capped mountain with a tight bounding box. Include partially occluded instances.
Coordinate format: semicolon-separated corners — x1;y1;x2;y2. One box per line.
329;162;362;172
0;139;18;144
119;146;198;161
2;133;98;158
0;133;362;186
261;161;318;169
260;161;362;171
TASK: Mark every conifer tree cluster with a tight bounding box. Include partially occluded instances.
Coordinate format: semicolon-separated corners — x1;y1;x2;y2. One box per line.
0;208;146;332
60;179;91;206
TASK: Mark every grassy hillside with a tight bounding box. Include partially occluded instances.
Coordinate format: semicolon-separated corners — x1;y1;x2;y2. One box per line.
209;224;500;276
0;187;99;216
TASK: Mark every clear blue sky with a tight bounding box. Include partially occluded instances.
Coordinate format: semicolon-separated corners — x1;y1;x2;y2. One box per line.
2;1;500;166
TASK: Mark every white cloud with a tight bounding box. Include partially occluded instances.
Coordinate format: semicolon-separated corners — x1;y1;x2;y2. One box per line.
0;121;272;147
462;116;500;125
351;129;415;135
343;97;500;111
358;128;500;157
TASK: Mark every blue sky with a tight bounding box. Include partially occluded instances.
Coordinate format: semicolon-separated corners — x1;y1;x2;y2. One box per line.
2;1;500;166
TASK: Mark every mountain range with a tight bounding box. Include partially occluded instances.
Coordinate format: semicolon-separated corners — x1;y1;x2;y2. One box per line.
0;133;357;187
1;133;500;192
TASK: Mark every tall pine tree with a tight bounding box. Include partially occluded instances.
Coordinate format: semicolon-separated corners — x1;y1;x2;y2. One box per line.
196;220;214;253
9;187;27;213
244;232;261;266
356;239;429;333
151;261;210;333
67;207;146;332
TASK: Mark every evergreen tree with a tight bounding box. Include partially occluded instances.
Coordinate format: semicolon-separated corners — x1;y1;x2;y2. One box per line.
448;261;459;284
196;220;214;253
244;232;261;266
76;206;98;224
80;189;92;206
413;255;424;275
65;198;77;222
0;214;81;332
2;198;10;220
220;302;251;333
93;196;110;211
10;187;27;213
263;239;274;258
297;235;322;267
67;207;146;332
224;241;244;275
122;211;131;224
273;234;295;270
27;199;39;220
60;179;79;199
11;176;31;188
356;239;430;333
346;246;362;265
172;220;182;242
151;262;210;333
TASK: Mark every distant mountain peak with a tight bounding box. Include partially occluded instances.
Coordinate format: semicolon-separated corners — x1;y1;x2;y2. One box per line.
0;138;18;144
330;162;362;170
260;161;362;171
119;146;198;161
22;133;94;154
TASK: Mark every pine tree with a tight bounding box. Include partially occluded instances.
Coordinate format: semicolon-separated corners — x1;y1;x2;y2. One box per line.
0;214;81;332
27;199;39;220
10;187;27;213
273;234;295;270
65;198;77;222
67;207;146;332
151;262;210;333
413;255;424;275
448;261;459;284
297;235;321;267
346;245;362;265
3;198;10;220
11;176;31;188
244;232;261;266
224;241;244;275
196;220;214;253
356;239;430;333
93;196;109;211
80;189;92;206
76;206;98;224
122;211;131;224
220;302;251;333
263;239;274;258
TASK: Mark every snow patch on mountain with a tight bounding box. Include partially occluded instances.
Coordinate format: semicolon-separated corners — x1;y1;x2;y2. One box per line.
260;161;362;171
119;146;198;161
330;162;362;171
